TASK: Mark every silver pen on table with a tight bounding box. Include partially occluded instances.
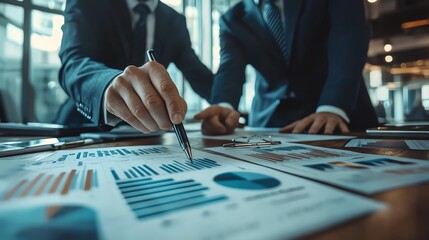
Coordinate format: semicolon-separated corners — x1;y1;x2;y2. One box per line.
146;49;193;162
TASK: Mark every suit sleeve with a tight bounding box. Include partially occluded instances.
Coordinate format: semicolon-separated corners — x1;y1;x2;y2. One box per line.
59;0;122;128
210;17;247;109
172;15;214;102
317;0;370;117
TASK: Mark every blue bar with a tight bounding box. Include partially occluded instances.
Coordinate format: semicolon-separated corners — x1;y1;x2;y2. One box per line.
111;170;120;180
167;164;183;172
71;172;79;189
118;178;177;190
138;166;150;176
143;165;159;175
186;162;202;170
80;170;86;189
78;162;83;167
173;161;193;171
162;164;178;173
199;158;219;166
110;150;117;155
133;194;204;211
83;152;88;158
97;151;103;157
160;166;172;174
172;163;186;172
136;196;228;220
129;170;138;178
122;148;131;154
126;186;209;204
132;167;145;177
191;160;210;169
121;180;196;195
93;170;98;187
116;149;125;155
124;171;132;179
76;152;81;160
116;178;154;185
103;150;111;156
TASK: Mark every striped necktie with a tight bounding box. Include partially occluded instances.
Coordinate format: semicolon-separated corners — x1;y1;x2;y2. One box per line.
264;0;288;62
131;3;151;66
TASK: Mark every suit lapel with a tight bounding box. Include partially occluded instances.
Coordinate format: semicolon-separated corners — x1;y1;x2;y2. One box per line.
242;0;283;63
283;0;303;65
111;0;133;61
153;2;168;64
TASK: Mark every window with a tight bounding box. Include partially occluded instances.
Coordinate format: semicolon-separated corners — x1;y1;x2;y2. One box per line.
0;3;24;121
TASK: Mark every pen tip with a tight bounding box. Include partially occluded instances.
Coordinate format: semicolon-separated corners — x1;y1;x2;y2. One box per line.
185;148;193;163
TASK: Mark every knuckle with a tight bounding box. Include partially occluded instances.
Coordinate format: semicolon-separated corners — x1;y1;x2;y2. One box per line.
132;105;148;119
124;65;139;76
160;80;176;92
144;94;163;107
113;75;127;87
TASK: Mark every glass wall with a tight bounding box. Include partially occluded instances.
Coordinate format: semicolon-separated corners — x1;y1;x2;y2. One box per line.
0;3;24;122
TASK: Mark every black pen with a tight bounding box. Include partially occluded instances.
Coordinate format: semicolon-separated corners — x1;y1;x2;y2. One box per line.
146;49;193;162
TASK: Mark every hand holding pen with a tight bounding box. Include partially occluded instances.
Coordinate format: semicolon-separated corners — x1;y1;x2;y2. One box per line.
146;50;193;162
104;51;187;136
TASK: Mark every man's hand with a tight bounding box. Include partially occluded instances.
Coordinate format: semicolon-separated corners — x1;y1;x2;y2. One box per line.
105;62;187;133
279;112;349;134
194;105;240;135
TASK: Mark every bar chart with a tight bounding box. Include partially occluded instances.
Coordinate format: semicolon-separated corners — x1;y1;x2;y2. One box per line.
356;158;415;167
305;162;368;172
110;158;222;180
247;146;354;163
116;177;228;219
33;146;170;167
2;169;98;201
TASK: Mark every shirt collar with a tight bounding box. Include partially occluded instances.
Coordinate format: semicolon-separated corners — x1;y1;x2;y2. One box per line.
126;0;158;13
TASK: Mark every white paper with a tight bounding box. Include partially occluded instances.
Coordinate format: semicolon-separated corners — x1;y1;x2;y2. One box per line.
187;128;355;142
345;138;429;150
0;145;383;240
209;143;429;194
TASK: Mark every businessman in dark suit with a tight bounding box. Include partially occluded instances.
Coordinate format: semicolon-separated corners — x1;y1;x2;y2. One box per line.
196;0;378;135
58;0;213;132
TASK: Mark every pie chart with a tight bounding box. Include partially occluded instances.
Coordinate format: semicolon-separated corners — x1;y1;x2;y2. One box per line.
214;172;281;190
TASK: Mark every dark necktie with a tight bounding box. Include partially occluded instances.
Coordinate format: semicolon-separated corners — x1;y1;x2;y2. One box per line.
264;0;288;62
131;3;151;66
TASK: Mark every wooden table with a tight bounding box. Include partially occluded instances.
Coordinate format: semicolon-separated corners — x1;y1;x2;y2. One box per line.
5;131;428;239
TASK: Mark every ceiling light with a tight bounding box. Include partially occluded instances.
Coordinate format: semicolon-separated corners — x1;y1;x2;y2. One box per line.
367;0;378;3
385;55;393;63
384;43;392;52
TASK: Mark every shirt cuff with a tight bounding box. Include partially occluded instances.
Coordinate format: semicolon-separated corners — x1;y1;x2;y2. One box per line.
103;86;123;126
217;102;234;110
316;105;350;123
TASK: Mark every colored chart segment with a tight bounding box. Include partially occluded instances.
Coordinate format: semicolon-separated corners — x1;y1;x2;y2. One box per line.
116;177;228;219
2;169;98;201
0;205;99;240
214;172;281;190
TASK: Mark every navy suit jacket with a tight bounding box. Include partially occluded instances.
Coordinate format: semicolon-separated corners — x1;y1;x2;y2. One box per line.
58;0;213;128
211;0;378;130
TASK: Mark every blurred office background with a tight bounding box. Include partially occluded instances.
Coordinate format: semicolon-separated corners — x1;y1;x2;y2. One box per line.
0;0;428;124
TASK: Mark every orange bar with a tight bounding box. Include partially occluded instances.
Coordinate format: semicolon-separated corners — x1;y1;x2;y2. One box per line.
3;179;27;201
20;173;44;197
49;172;66;194
35;175;53;196
84;169;93;191
61;170;77;195
401;19;429;29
